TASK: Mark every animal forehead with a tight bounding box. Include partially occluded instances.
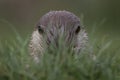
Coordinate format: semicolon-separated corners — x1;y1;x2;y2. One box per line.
38;11;80;27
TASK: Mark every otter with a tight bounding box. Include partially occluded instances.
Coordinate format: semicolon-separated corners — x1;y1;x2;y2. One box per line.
29;11;88;62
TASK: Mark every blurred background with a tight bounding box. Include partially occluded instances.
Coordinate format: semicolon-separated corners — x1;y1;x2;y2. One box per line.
0;0;120;41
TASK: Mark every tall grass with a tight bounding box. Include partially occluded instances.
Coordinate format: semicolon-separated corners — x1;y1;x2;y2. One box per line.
0;27;120;80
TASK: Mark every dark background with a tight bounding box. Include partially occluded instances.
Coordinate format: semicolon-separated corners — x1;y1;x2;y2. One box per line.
0;0;120;40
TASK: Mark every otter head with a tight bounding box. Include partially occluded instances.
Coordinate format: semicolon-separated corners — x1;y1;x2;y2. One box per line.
29;11;88;62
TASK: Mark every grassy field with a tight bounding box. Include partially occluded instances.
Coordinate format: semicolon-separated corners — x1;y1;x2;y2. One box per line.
0;0;120;79
0;29;120;80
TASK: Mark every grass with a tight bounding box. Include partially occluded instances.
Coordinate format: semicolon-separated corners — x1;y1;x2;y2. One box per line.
0;29;120;80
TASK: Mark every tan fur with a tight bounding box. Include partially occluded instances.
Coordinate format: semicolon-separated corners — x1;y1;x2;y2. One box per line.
29;30;45;62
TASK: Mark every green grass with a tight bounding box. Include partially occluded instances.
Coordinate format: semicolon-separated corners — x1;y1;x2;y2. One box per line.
0;31;120;80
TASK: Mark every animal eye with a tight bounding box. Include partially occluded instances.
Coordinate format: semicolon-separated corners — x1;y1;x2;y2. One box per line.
38;26;44;33
75;26;81;34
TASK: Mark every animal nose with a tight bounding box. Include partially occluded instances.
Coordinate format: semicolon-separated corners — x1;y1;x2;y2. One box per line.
73;45;76;48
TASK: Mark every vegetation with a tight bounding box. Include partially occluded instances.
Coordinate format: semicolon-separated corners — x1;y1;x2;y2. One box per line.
0;30;120;80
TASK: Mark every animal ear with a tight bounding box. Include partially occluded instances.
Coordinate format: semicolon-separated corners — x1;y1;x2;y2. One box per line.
75;26;81;34
38;25;44;34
